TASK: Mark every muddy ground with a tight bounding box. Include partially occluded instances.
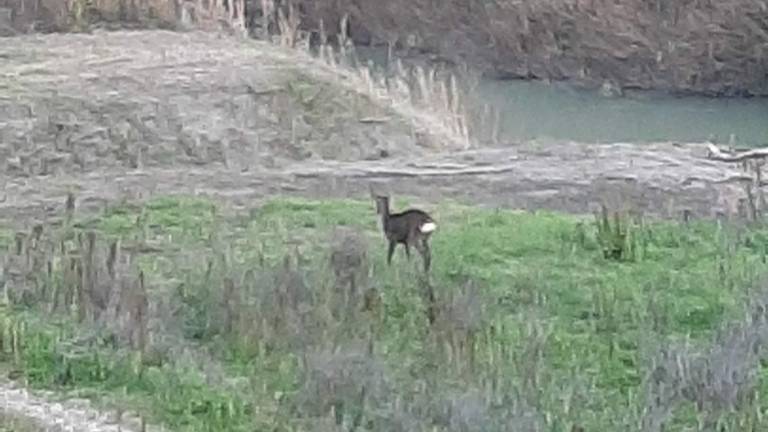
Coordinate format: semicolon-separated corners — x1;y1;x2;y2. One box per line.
0;28;760;429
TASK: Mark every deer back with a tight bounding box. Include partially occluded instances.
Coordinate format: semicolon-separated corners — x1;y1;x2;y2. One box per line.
386;209;433;241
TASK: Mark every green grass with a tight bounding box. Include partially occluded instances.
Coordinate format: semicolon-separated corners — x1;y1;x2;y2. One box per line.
2;195;768;431
0;227;12;250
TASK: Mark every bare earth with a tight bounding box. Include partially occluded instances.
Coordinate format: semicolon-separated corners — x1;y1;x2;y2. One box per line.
0;29;755;429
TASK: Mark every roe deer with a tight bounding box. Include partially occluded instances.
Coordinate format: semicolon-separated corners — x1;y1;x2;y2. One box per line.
372;193;437;272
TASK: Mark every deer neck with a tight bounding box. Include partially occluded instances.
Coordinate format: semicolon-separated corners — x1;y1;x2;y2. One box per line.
379;202;391;230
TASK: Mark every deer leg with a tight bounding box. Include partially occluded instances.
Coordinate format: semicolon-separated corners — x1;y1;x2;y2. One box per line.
414;238;431;272
423;240;432;272
387;240;396;265
405;231;421;261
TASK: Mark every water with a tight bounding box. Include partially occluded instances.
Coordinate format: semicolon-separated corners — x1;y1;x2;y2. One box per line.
477;79;768;146
355;47;768;147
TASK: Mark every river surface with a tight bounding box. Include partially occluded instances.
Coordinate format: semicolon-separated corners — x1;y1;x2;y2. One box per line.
478;79;768;146
356;47;768;147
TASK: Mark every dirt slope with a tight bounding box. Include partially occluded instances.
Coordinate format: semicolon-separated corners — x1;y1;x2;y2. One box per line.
0;29;753;226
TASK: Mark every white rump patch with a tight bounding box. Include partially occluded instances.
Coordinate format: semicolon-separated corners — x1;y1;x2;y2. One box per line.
420;222;437;233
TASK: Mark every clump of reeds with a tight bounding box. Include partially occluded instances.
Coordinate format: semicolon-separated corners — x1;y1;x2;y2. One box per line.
1;200;152;358
594;204;648;262
296;341;387;429
254;1;502;150
431;278;485;375
640;288;768;431
328;226;369;309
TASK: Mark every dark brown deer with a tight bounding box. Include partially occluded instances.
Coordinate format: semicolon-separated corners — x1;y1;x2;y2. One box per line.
372;192;437;272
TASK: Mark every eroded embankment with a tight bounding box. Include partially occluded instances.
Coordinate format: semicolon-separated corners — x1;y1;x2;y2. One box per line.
0;30;755;227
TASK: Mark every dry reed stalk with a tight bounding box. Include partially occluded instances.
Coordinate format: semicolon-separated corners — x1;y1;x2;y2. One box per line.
133;270;149;355
220;276;239;334
189;0;247;35
261;0;275;39
431;278;485;377
276;1;300;47
329;227;368;313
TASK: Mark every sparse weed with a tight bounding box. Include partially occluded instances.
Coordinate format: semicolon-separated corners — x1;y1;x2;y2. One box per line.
594;204;645;262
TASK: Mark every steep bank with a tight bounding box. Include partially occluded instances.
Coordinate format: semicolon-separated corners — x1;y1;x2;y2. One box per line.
3;1;767;96
298;0;768;97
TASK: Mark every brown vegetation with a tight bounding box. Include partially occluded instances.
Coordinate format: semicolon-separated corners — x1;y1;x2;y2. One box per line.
0;0;244;33
4;0;766;95
1;0;172;32
295;0;768;96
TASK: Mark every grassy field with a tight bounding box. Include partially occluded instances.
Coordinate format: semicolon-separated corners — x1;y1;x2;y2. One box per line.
1;195;768;431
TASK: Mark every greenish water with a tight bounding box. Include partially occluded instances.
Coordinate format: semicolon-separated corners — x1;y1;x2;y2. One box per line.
478;79;768;146
356;47;768;147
